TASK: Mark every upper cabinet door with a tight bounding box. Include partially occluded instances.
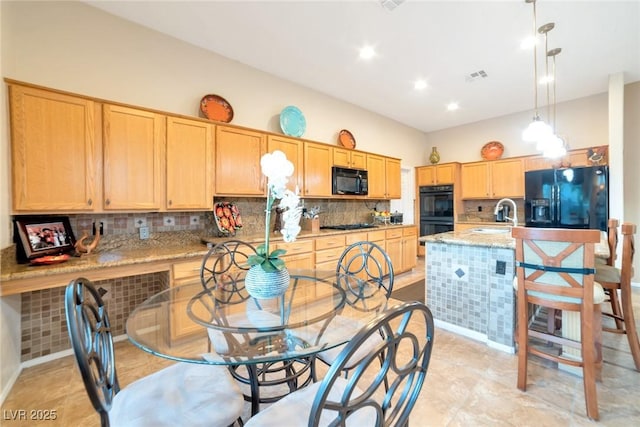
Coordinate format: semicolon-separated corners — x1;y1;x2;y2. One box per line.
366;154;386;198
268;135;303;192
303;142;332;197
215;126;266;195
103;104;165;210
461;162;490;199
10;85;98;212
333;148;366;170
166;117;214;210
385;158;402;199
491;158;524;198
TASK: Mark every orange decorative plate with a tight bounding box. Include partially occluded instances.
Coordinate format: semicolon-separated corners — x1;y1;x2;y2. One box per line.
481;141;504;160
200;94;234;123
338;129;356;149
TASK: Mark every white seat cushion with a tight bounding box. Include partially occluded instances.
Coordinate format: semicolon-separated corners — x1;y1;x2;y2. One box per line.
244;377;375;427
109;362;243;427
594;264;621;284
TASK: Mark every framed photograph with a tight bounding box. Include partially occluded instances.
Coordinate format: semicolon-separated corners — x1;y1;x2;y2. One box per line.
13;216;76;263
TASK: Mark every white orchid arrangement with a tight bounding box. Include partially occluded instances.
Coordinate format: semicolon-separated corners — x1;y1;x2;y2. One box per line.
247;150;302;272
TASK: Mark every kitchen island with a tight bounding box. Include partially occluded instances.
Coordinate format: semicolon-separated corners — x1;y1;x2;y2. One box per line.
419;228;609;353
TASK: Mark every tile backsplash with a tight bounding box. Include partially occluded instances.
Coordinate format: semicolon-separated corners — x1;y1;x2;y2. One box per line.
10;198;390;362
20;272;167;362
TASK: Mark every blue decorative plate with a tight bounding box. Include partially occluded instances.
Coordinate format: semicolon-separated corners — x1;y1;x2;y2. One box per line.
279;106;306;137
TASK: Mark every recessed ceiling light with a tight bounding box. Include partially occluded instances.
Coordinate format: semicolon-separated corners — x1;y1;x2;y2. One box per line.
414;79;428;91
446;102;459;111
359;45;376;60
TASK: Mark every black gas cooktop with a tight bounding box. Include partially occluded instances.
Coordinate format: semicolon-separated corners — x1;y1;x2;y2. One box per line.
320;223;378;230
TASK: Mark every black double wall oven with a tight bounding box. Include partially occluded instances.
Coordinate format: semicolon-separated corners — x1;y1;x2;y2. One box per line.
419;184;454;243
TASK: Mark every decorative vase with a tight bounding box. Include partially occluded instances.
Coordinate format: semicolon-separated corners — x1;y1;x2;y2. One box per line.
429;147;440;164
244;266;290;299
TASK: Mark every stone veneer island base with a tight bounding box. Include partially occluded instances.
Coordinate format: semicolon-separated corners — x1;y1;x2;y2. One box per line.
421;229;516;353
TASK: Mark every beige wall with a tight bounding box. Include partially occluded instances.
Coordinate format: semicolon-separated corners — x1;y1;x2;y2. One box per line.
623;82;640;271
424;93;608;163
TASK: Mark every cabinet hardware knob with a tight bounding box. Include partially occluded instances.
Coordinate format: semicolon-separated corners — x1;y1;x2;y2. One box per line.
87;198;92;206
168;200;172;206
105;199;110;205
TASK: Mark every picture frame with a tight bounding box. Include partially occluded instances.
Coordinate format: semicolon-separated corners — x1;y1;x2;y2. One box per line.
13;216;76;263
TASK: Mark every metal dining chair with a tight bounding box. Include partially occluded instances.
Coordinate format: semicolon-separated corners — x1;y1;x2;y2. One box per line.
512;227;604;420
244;301;435;427
200;240;314;415
64;277;244;427
311;241;394;382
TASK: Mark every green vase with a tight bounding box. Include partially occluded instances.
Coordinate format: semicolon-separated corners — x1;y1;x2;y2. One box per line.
245;266;290;299
429;147;440;165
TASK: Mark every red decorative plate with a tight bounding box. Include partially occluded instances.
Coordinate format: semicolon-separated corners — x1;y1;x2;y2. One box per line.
214;202;243;236
30;254;70;266
481;141;504;160
200;94;234;123
338;129;356;149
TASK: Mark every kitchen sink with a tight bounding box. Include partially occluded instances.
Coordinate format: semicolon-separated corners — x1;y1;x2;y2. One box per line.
471;227;511;234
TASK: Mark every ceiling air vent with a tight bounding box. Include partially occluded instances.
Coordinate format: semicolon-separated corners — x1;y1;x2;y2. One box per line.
465;70;488;83
380;0;405;12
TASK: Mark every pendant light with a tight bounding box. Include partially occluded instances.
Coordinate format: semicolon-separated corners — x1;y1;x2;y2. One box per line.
536;21;556;152
542;47;567;158
522;0;552;143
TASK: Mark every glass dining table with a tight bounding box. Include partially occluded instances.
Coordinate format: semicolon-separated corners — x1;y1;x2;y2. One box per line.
126;269;389;415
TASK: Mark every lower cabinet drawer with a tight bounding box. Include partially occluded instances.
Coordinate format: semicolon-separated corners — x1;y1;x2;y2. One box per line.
315;247;345;264
172;259;202;280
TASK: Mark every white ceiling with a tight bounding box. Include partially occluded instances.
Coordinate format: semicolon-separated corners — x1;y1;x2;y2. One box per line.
85;0;640;133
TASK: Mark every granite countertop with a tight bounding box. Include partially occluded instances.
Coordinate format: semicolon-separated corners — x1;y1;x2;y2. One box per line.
1;224;415;284
419;228;610;258
419;229;515;249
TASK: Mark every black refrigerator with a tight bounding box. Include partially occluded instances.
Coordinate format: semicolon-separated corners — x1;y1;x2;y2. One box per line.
524;165;608;231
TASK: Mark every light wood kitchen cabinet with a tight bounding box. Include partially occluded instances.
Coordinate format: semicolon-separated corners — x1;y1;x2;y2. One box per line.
366;154;386;198
524;146;606;171
416;163;459;186
274;239;314;270
166;117;214;210
385;227;417;274
170;259;206;341
333;147;366;170
9;84;99;212
314;235;346;271
215;126;266;195
367;155;401;199
103;104;165;210
268;135;304;192
303;142;333;197
385;158;402;199
461;158;524;199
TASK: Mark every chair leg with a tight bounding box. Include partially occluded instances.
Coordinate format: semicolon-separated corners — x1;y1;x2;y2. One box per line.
620;284;640;371
594;305;603;382
517;305;529;391
608;288;625;330
582;305;600;421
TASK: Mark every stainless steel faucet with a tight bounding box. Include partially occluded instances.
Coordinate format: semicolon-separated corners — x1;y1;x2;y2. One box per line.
494;198;518;227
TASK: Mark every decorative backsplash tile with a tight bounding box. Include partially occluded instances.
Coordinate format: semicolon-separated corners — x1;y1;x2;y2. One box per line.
20;273;167;362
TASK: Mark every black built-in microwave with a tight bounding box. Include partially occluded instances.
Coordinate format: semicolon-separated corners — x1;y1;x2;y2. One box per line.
332;166;368;195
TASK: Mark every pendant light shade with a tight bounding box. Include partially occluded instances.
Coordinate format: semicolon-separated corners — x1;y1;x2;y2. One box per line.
522;117;552;142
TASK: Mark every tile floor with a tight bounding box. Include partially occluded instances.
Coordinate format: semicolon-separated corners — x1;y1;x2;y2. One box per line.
2;258;639;426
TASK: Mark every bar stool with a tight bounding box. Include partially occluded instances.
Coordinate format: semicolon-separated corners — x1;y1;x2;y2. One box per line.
594;222;640;371
513;226;604;420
